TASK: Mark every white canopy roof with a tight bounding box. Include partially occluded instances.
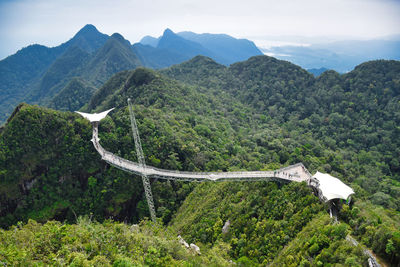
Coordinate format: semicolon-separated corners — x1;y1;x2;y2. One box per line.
313;171;354;201
75;108;114;122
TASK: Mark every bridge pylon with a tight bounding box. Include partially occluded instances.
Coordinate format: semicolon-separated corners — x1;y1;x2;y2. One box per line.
127;99;156;222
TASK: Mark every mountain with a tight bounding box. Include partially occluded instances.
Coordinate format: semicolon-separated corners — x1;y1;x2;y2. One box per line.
32;32;141;106
1;57;400;265
134;28;216;69
135;29;263;68
0;44;65;122
80;33;141;87
60;24;109;53
164;56;400;180
162;56;400;206
178;31;263;65
0;24;109;123
0;26;264;124
139;35;159;47
132;43;183;69
162;55;316;115
227;56;315;111
0;26;146;122
159;55;228;89
27;46;91;104
157;29;216;59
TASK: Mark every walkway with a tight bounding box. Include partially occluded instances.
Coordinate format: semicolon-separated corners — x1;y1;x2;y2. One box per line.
346;235;381;267
91;122;311;183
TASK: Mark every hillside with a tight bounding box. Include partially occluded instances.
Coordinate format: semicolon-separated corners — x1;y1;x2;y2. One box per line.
0;102;198;228
29;32;142;109
169;181;383;266
49;77;97;111
0;56;399;265
0;24;109;123
2;64;327;227
271;213;367;266
0;217;231;266
163;56;400;191
27;46;90;104
132;43;182;69
81;33;141;87
170;181;324;265
0;44;64;122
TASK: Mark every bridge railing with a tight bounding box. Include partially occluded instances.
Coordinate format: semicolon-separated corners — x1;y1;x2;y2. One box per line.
103;148;307;182
92;124;310;182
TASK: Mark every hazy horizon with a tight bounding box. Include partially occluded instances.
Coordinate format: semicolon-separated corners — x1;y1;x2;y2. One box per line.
1;0;400;59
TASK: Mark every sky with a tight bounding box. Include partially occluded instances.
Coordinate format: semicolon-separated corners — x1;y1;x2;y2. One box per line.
0;0;400;59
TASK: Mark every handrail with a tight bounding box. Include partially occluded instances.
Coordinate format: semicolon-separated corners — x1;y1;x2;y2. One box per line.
91;123;311;183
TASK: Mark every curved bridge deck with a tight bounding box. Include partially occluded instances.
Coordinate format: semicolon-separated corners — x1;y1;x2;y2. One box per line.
91;123;311;183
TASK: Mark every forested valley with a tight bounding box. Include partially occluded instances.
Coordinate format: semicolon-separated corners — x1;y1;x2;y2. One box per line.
0;55;399;266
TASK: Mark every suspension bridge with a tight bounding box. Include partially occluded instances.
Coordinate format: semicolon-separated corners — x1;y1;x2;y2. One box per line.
91;121;311;183
76;102;353;221
74;102;368;264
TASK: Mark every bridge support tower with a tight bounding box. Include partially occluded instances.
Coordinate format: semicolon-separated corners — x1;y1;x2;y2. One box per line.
128;99;156;222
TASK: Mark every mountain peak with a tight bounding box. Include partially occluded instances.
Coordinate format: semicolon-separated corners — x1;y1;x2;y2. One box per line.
110;33;131;46
63;24;109;53
77;24;99;35
111;32;124;39
163;28;175;36
73;24;103;40
158;28;204;50
82;31;141;87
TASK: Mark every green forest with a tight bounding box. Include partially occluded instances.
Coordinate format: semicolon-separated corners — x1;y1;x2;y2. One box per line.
1;55;399;266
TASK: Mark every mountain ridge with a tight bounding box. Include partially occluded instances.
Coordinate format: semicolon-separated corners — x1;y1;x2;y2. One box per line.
80;32;141;87
59;24;109;53
138;29;263;67
177;31;263;64
0;24;109;122
0;25;263;124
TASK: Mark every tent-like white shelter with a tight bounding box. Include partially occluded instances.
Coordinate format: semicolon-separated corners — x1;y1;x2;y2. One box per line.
75;108;114;122
313;171;354;202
